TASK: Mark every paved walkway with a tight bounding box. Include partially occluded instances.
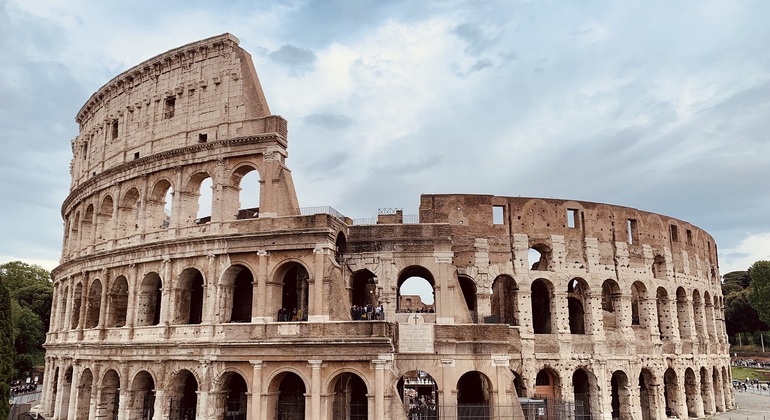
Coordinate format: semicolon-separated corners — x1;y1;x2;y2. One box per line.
711;390;770;420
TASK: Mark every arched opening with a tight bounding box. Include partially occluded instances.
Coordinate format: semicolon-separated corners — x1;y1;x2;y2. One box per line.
610;371;631;420
330;372;368;420
69;211;80;254
221;372;248;420
630;282;647;327
700;367;712;415
712;367;724;412
638;369;656;420
107;276;129;327
457;275;478;323
169;370;198;420
98;369;120;420
176;268;204;325
704;291;716;338
277;264;309;322
195;176;213;224
491;275;518;325
85;279;102;329
531;279;554;334
335;231;347;264
676;287;691;340
60;367;73;419
147;179;173;230
684;367;699;418
96;195;114;242
70;283;83;329
235;166;261;219
276;372;306;419
57;286;68;331
692;290;706;337
652;254;666;279
572;369;592;419
663;368;679;418
81;204;95;248
350;270;377;319
136;272;162;327
528;244;551;271
567;278;589;335
397;266;435;313
457;371;492;419
398;370;438;419
75;368;93;420
601;279;621;329
221;265;253;323
656;287;673;341
721;366;730;408
117;187;141;237
534;369;558;401
129;371;155;420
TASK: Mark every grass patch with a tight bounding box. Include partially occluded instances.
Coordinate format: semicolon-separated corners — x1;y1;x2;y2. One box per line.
731;366;770;382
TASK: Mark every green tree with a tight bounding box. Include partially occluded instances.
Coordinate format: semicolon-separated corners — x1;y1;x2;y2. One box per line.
0;276;14;419
725;289;768;336
11;301;44;375
748;260;770;326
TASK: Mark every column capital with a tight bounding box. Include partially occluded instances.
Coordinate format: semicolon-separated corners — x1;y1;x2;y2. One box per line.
308;360;323;368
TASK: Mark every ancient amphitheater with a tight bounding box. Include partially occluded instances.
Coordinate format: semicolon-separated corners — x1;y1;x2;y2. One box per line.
42;33;733;420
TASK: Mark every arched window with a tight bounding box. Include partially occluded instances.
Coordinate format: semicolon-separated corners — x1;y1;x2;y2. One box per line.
81;204;95;249
70;283;83;329
528;244;551;271
96;195;114;243
350;269;377;313
491;275;518;325
567;278;589;335
117;188;141;237
169;370;198;420
76;369;94;420
176;268;205;325
147;179;173;230
220;372;248;420
99;370;121;420
398;370;438;418
129;371;155;420
684;368;699;418
221;265;253;323
274;373;305;419
85;279;102;329
531;279;554;334
601;279;621;329
630;282;647;327
534;369;559;400
330;372;368;420
457;275;478;323
275;263;309;321
656;287;673;341
235;166;261;219
664;368;679;418
107;276;129;327
136;273;162;326
572;369;593;418
195;176;213;224
652;255;666;279
639;369;656;420
397;266;435;314
676;287;691;340
457;371;492;419
610;371;631;420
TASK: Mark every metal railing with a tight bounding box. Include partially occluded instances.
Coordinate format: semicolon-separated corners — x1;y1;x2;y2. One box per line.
299;206;346;219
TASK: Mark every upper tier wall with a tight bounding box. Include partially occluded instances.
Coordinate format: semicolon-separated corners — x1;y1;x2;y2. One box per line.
69;33;276;190
419;194;719;281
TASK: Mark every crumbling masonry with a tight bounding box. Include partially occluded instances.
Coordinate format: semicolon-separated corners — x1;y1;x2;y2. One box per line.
42;33;732;420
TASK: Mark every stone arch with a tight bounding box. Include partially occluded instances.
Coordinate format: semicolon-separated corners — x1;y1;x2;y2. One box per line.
81;204;95;249
610;370;632;420
85;278;102;329
167;369;199;420
59;366;73;419
684;367;699;417
273;261;310;321
328;371;369;420
663;368;679;418
457;274;478;323
181;170;214;224
572;368;596;418
531;278;555;334
68;210;80;253
220;264;254;323
96;195;114;242
175;267;205;325
397;265;436;313
75;368;93;420
652;254;666;279
335;231;347;264
638;368;657;420
630;281;647;327
267;370;308;420
231;163;262;220
217;371;249;420
117;187;141;237
692;289;706;337
534;368;560;400
511;370;525;398
106;275;129;327
676;287;692;339
601;279;621;329
656;287;673;341
712;366;724;412
528;242;552;271
136;272;162;326
70;282;83;329
349;269;377;312
98;369;121;420
58;285;69;331
147;178;173;231
128;370;155;420
398;369;439;419
567;277;590;334
491;274;518;326
456;371;493;419
704;291;716;338
699;366;713;415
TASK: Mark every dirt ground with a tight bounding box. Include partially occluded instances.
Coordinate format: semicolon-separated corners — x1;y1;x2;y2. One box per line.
711;390;770;420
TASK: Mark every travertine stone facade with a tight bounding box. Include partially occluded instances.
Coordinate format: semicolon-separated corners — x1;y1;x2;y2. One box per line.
43;34;732;420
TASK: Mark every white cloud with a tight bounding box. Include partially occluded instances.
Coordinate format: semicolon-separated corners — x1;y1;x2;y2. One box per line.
719;232;770;274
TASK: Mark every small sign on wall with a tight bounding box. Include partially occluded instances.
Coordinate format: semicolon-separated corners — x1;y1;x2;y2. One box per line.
398;314;434;353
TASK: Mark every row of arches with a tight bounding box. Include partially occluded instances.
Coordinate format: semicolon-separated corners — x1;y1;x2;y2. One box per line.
63;163;261;256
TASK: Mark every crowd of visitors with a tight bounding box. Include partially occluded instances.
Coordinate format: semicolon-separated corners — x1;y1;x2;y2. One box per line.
276;307;307;322
408;394;438;420
10;383;38;395
351;304;383;320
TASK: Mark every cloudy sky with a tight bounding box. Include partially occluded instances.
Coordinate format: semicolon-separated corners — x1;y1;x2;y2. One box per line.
1;0;769;275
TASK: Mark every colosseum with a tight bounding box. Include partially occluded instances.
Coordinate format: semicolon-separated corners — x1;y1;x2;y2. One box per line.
42;33;733;420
